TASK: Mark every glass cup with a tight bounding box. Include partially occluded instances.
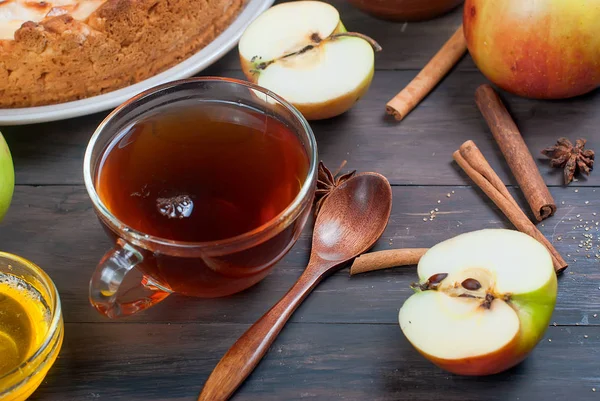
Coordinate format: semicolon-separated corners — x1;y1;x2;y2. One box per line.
84;77;318;319
0;252;63;401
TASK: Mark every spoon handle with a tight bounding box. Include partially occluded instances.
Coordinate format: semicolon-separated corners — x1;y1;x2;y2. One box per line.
198;262;330;401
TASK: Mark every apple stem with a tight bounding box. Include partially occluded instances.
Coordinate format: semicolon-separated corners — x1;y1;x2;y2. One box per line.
329;32;383;52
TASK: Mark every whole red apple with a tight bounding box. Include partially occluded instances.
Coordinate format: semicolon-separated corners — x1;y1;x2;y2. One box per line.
464;0;600;99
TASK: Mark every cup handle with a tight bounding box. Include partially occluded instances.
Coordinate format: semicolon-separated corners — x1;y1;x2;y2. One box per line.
89;239;171;319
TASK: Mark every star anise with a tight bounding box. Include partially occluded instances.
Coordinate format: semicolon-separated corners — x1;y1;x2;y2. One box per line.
541;137;595;184
314;160;356;217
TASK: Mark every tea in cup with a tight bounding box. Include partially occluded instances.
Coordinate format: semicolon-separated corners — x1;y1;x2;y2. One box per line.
84;77;317;318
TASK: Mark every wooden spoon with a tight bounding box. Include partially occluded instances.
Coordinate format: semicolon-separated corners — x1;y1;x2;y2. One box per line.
198;172;393;401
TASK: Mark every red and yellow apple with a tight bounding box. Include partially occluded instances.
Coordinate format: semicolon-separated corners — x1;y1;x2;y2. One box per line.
0;131;14;222
464;0;600;99
399;229;557;376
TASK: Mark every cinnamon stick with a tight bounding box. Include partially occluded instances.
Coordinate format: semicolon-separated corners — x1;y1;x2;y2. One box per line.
475;84;556;221
454;140;567;274
350;248;428;276
386;25;467;121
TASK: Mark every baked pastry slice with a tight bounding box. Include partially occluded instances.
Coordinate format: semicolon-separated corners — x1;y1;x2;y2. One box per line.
0;0;245;108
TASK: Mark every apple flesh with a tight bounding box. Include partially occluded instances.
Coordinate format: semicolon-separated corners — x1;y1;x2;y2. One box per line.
399;229;557;376
464;0;600;99
239;1;380;120
0;132;14;222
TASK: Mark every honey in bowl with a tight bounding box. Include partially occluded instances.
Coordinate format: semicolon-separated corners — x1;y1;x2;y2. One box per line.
0;253;63;401
0;274;50;377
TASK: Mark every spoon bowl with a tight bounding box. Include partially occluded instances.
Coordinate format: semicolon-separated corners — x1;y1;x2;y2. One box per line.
198;171;392;401
312;172;393;263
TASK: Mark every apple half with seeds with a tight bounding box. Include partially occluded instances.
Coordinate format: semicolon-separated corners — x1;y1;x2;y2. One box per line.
399;229;557;376
238;1;381;121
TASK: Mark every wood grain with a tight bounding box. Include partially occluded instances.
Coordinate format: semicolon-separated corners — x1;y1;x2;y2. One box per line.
204;1;473;72
1;185;599;326
386;25;467;121
1;3;600;399
2;71;599;187
197;173;392;400
454;140;567;272
27;323;600;401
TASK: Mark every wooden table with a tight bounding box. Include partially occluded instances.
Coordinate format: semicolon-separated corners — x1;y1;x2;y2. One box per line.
2;2;600;400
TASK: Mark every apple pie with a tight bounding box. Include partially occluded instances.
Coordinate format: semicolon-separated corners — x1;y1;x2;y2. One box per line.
0;0;245;108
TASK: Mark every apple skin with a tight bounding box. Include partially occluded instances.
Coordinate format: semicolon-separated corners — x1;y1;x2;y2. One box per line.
0;132;15;222
240;21;375;121
464;0;600;99
408;276;557;376
292;62;374;121
401;229;558;376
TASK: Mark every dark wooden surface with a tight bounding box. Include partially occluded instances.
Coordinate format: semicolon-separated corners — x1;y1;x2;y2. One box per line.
1;1;599;400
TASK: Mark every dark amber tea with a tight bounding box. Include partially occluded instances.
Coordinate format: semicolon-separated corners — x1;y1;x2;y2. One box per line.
92;100;312;298
86;79;317;316
95;102;309;243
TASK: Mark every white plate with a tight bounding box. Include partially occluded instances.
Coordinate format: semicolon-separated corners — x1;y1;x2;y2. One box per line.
0;0;274;126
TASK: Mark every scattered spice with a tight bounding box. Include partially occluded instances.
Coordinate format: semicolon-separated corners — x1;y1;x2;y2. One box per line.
541;137;595;184
314;161;356;217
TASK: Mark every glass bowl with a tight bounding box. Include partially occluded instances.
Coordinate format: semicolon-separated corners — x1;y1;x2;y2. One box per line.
0;252;63;401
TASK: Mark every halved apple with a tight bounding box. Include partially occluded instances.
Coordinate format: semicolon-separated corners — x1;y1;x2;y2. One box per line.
238;1;381;121
399;229;557;376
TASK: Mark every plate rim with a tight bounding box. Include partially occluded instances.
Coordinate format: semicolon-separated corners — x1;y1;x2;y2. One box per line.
0;0;274;126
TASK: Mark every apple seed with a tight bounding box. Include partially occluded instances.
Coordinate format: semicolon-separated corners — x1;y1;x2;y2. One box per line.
461;278;482;291
428;273;449;285
410;273;448;292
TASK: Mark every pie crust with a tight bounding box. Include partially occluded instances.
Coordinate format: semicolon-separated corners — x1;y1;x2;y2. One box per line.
0;0;245;108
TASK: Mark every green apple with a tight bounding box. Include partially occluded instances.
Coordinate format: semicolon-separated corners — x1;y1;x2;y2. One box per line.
399;229;557;376
0;131;14;222
238;1;381;121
